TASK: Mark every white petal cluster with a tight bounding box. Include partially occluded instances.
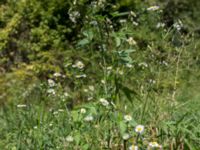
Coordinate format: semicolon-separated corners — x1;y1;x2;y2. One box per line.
99;98;109;106
75;74;87;78
72;61;85;69
124;115;132;122
147;6;160;11
66;136;74;142
69;11;80;23
122;133;130;140
47;89;56;95
17;104;27;108
84;115;94;122
53;72;61;77
148;142;162;149
135;125;145;134
129;145;138;150
80;108;86;114
48;79;55;87
126;37;137;45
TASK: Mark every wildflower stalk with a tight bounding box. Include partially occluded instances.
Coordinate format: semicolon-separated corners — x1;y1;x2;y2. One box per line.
172;47;183;102
140;92;150;123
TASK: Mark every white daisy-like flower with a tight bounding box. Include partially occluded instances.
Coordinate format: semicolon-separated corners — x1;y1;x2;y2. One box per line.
156;22;165;28
88;85;94;91
75;74;87;78
84;115;94;122
130;11;136;17
72;61;85;69
101;79;106;84
147;6;160;11
53;111;59;115
107;66;113;70
80;108;86;114
53;72;61;77
122;133;130;140
126;63;133;68
58;109;64;112
126;37;137;45
47;89;56;95
124;115;132;122
87;97;93;101
129;145;138;150
47;89;55;94
139;62;148;68
64;92;70;97
148;141;161;148
99;98;109;106
84;89;89;92
135;125;145;134
119;19;127;23
173;20;183;31
48;79;55;87
17;104;27;108
69;11;80;23
66;136;74;142
133;21;139;26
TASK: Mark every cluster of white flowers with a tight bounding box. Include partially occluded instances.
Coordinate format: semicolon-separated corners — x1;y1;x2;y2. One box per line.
75;74;87;78
119;19;127;24
87;97;93;101
101;79;106;84
66;136;74;142
58;109;64;112
126;37;137;45
126;63;133;68
48;79;55;87
117;68;124;75
91;0;105;8
147;6;160;11
148;141;162;149
72;61;85;69
124;115;132;122
129;145;138;150
99;98;109;107
84;115;94;122
68;10;80;23
173;20;183;31
149;79;156;84
80;108;86;114
156;22;165;28
130;11;137;17
88;85;94;91
132;21;139;26
47;89;56;95
138;62;148;68
90;20;98;26
53;72;61;77
17;104;27;108
53;111;59;115
106;66;112;71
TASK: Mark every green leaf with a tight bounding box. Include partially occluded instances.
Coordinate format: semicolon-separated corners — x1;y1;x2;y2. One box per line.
77;39;90;46
119;121;127;135
115;37;121;47
121;83;138;100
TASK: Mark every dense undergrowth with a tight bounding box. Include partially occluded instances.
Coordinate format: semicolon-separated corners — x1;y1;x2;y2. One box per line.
0;0;200;149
